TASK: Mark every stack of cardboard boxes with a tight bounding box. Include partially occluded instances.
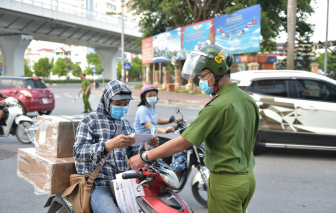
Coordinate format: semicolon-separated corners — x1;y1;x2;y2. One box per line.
17;115;83;194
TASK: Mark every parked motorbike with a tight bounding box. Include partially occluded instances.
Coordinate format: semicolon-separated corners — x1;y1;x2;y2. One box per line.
44;159;194;213
0;97;33;144
161;108;209;208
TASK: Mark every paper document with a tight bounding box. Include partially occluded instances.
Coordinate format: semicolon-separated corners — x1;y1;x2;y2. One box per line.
112;170;145;213
131;133;153;145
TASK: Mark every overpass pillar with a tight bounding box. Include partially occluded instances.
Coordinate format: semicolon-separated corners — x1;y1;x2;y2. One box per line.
95;47;120;82
0;35;33;76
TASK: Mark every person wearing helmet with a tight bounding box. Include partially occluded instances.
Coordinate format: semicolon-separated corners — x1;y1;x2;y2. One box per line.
134;85;176;135
128;45;259;213
73;80;159;213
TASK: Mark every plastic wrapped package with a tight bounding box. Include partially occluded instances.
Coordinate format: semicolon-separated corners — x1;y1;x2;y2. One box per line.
17;148;76;195
29;115;83;158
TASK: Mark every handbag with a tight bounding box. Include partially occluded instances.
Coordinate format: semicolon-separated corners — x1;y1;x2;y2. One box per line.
62;122;123;213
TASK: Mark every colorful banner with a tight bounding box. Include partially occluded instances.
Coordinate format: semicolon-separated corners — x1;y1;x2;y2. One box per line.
142;37;153;64
214;4;261;55
181;19;215;56
152;28;183;63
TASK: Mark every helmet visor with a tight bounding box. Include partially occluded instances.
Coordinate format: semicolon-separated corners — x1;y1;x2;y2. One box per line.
181;51;213;80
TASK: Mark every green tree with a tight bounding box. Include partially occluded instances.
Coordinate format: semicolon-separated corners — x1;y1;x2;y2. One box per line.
24;59;33;77
64;58;73;72
34;58;52;77
130;56;142;80
128;0;315;52
86;53;102;75
117;62;122;79
72;64;82;77
52;58;68;77
315;52;336;79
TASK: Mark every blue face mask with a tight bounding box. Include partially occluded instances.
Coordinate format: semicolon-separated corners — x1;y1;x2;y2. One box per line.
110;105;129;119
146;97;158;107
199;74;214;95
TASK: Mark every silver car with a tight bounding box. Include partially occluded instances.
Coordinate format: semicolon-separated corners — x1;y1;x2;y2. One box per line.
231;70;336;152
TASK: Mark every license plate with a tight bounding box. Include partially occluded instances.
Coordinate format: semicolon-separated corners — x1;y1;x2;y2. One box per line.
42;98;49;104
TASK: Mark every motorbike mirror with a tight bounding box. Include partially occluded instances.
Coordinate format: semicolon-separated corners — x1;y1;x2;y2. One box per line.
175;108;180;114
168;115;175;123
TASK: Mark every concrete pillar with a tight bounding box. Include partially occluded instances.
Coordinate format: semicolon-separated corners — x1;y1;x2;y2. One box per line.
310;62;319;74
154;70;160;87
186;76;195;91
0;35;32;76
162;70;170;90
95;47;119;81
146;66;152;84
174;69;181;89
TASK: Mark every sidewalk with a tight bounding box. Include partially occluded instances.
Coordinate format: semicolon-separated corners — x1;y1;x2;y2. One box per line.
92;86;210;110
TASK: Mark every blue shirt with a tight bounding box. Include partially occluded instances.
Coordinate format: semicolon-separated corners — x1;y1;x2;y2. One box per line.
134;105;158;134
73;80;143;188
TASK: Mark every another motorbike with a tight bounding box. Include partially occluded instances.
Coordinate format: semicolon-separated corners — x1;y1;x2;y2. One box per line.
161;108;209;208
0;97;33;144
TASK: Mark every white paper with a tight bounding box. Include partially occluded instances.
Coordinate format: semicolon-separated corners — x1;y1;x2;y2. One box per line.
131;133;153;145
112;170;145;213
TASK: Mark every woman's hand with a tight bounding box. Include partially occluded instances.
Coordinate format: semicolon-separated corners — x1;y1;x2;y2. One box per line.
147;136;159;147
105;135;135;151
165;126;175;133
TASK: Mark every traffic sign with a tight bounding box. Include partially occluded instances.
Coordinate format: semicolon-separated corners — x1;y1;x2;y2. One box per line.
124;63;131;70
92;67;97;73
0;63;2;67
0;67;3;72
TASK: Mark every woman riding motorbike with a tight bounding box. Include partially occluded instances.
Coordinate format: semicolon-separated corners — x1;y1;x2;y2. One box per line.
134;85;178;165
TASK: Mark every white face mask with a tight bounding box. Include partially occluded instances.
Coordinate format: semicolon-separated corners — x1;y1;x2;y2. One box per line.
146;97;158;106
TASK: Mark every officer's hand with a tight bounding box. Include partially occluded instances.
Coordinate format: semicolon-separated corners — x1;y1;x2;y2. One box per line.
147;136;159;147
128;154;146;170
105;135;135;151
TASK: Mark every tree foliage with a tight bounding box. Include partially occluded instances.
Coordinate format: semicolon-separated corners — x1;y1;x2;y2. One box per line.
128;0;315;52
24;59;33;77
52;58;68;77
85;53;102;75
315;52;336;79
34;58;51;77
72;64;82;77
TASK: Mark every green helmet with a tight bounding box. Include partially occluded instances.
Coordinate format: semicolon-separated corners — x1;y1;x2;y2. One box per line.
181;45;233;80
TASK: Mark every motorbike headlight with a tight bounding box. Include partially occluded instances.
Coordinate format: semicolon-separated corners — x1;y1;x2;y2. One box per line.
160;168;180;189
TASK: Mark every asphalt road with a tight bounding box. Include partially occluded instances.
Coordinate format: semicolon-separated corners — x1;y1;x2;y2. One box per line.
0;83;335;213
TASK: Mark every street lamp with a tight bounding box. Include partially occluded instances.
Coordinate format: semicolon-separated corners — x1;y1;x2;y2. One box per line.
324;0;329;76
121;0;125;82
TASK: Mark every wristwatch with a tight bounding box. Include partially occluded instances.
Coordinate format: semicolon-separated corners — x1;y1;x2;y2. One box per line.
140;151;150;163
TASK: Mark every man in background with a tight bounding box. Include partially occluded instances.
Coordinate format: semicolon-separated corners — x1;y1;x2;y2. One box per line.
77;73;93;113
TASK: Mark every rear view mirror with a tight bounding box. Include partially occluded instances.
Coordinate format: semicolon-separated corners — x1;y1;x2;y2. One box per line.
175;108;180;114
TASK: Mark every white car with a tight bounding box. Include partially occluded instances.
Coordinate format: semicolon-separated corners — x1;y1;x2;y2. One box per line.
231;70;336;152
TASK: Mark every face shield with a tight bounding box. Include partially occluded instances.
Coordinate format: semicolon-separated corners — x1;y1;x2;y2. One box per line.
181;51;214;80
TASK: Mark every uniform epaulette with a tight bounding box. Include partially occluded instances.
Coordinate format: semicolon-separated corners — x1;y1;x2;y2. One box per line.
204;95;219;107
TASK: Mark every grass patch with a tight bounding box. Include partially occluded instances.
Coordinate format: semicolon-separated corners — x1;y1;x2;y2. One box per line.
134;84;143;90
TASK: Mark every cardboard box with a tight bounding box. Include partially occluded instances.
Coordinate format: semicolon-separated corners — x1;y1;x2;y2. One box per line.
35;115;83;158
17;148;77;195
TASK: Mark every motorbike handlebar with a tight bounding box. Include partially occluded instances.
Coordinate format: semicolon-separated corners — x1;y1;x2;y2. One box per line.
122;172;142;180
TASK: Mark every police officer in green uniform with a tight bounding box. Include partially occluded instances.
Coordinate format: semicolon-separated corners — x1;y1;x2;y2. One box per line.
128;45;259;213
77;73;93;113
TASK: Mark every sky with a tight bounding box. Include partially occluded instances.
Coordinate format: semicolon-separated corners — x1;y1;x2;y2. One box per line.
277;0;336;43
29;0;335;51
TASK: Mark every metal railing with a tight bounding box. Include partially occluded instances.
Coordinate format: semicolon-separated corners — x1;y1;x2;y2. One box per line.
12;0;140;31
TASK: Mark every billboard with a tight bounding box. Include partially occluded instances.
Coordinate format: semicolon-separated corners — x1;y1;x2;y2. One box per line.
142;37;153;64
152;28;183;63
181;19;215;55
214;4;261;54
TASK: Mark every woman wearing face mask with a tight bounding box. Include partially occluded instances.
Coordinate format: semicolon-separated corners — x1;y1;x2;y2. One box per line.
134;85;176;135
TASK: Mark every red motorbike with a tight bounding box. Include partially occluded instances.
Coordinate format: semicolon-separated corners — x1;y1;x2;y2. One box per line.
45;159;193;213
122;160;194;213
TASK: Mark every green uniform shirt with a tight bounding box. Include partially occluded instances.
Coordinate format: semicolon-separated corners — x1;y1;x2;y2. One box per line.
181;83;259;173
81;79;91;92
